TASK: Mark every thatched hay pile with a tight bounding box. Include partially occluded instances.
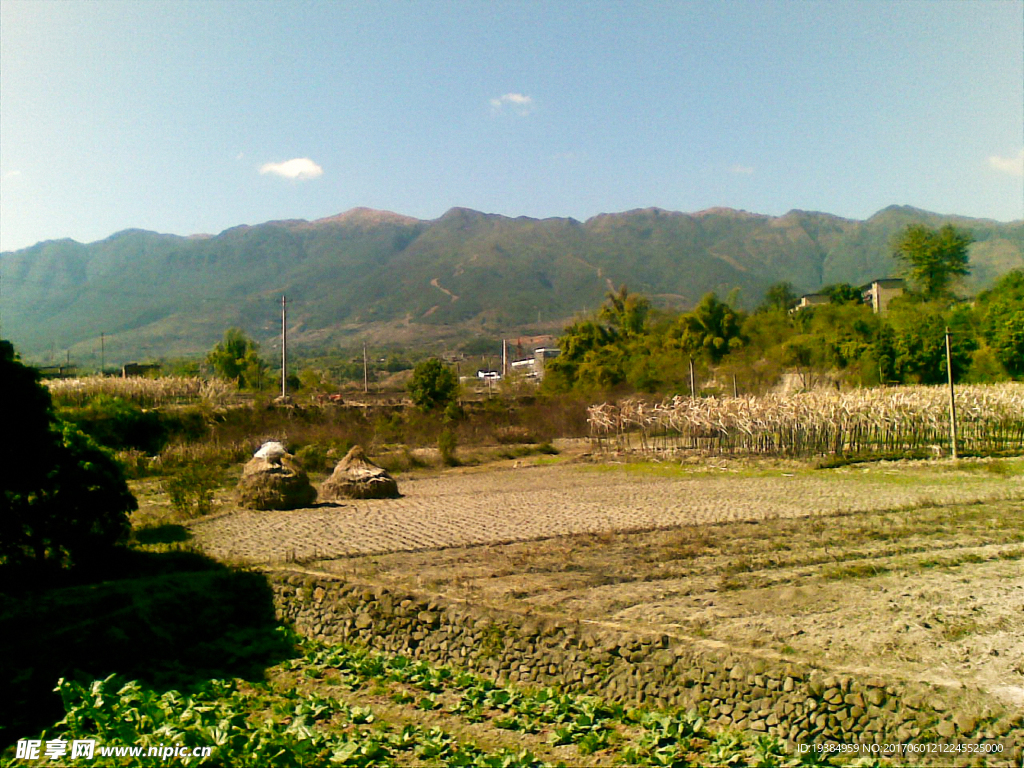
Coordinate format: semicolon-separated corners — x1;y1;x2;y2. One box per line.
320;445;399;500
236;444;317;510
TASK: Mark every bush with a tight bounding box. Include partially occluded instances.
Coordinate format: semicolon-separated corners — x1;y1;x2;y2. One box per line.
116;449;154;479
408;359;458;411
293;440;353;473
1;341;136;569
161;465;220;519
59;394;169;453
493;425;536;444
438;428;459;466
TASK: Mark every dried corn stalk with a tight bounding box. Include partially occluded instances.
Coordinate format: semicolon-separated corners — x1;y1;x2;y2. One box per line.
588;383;1024;457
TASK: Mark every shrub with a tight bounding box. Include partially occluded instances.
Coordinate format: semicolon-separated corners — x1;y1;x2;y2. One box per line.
0;341;136;569
58;394;169;453
408;359;458;411
494;425;536;444
115;449;154;479
438;428;459;466
294;440;352;473
161;465;220;519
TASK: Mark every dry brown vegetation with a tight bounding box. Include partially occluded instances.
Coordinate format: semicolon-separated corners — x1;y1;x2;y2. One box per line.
589;384;1024;457
146;451;1024;719
306;462;1024;714
46;375;233;407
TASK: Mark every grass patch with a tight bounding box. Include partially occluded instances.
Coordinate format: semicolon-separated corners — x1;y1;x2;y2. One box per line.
160;464;221;519
940;620;980;642
822;561;891;581
582;460;803;479
132;524;193;546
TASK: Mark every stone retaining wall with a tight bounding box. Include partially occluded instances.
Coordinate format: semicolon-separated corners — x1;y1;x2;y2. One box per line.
268;569;1021;765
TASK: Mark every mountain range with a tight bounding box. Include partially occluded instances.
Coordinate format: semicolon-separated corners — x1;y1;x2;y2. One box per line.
2;204;1022;365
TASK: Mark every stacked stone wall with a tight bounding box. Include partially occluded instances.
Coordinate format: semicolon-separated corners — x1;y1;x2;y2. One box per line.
268;570;1021;765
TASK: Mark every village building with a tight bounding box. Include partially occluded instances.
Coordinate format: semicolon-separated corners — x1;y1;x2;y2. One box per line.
861;278;905;314
791;293;830;312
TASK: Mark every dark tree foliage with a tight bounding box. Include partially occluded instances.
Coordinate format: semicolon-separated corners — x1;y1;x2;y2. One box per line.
888;310;976;384
407;359;458;411
975;269;1024;376
0;341;135;568
599;285;650;337
821;283;863;305
892;224;973;299
546;289;650;392
669;292;746;363
206;328;267;389
758;282;798;313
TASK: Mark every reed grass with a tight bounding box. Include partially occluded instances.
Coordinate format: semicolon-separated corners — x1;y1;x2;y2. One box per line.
46;376;234;407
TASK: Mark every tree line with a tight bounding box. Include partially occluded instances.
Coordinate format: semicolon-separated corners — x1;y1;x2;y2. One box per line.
543;224;1023;395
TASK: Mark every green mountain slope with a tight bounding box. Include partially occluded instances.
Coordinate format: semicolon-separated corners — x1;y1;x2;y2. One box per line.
2;205;1021;364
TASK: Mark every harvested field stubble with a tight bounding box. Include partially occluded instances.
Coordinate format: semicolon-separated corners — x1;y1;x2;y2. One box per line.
190;460;1024;564
182;456;1024;748
318;495;1024;714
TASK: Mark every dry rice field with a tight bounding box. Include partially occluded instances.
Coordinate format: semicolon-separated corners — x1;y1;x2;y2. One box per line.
180;453;1024;717
189;456;1023;564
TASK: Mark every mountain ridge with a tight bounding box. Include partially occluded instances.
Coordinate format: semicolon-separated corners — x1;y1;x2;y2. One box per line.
2;205;1022;364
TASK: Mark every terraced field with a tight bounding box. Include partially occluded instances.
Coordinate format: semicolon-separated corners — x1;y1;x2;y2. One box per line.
177;456;1024;732
188;457;1024;564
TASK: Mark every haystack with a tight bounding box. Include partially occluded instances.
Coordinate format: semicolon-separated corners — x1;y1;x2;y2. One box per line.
320;445;399;500
236;443;317;510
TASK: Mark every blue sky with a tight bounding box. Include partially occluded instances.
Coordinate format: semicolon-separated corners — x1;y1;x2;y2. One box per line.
1;0;1021;252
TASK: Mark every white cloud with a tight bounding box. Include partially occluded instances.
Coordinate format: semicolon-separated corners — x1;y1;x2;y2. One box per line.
729;164;755;175
3;170;22;179
259;157;324;180
988;149;1024;177
490;93;534;115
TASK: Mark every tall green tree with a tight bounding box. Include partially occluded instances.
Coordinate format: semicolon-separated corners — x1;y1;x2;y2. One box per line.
974;269;1024;377
599;285;650;337
545;290;646;391
408;359;458;410
892;224;973;299
758;282;797;313
1;341;135;568
821;283;863;305
207;328;266;389
886;303;976;384
669;292;745;363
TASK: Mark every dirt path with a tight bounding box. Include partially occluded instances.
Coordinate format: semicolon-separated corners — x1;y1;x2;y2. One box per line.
430;277;460;302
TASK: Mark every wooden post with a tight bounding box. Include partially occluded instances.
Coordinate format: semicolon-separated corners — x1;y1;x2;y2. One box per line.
281;295;287;399
363;343;368;394
689;358;696;399
946;327;958;460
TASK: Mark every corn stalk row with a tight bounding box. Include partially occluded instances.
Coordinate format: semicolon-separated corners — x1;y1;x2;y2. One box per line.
588;383;1024;457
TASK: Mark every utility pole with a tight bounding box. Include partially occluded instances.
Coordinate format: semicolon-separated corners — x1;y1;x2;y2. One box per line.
281;295;288;399
946;327;959;460
100;333;105;374
363;342;369;394
689;358;696;399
